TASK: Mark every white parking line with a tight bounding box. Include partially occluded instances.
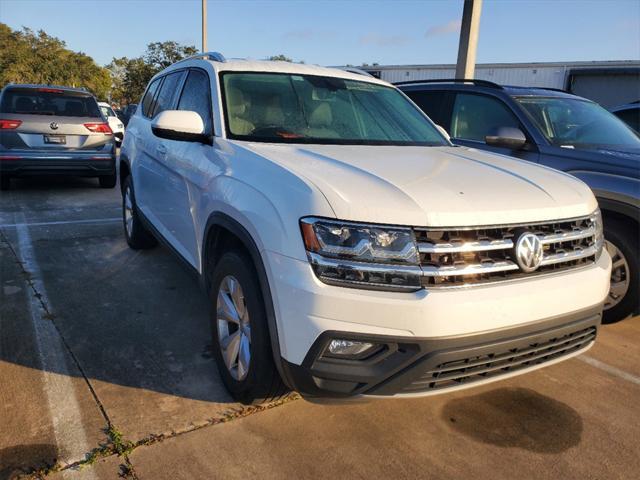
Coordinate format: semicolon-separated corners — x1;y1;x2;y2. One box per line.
0;217;120;228
14;214;97;475
578;355;640;386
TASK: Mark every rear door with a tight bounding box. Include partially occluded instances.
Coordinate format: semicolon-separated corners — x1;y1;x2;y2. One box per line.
0;87;111;153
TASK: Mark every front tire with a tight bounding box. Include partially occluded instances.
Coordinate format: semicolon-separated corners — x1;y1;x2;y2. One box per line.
122;176;157;250
602;219;639;324
209;250;287;404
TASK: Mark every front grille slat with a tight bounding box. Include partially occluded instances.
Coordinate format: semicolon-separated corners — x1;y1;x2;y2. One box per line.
402;327;596;393
415;214;597;288
420;328;595;376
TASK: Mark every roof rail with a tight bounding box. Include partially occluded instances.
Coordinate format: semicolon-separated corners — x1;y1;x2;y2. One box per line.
393;78;503;89
338;67;375;78
174;51;226;65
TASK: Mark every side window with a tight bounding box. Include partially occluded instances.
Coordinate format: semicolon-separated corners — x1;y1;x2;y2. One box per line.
153;71;186;117
404;90;449;128
451;93;520;142
141;78;161;118
177;70;213;134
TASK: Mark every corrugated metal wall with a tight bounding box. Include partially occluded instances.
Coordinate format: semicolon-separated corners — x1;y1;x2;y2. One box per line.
378;65;568;88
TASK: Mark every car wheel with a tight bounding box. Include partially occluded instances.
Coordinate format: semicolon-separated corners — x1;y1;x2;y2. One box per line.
210;250;288;404
0;176;10;191
122;176;157;250
99;174;117;188
602;219;639;324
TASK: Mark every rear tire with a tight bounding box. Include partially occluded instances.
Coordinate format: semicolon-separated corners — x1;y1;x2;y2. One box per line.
0;176;9;191
99;174;117;188
122;176;157;250
602;219;639;324
209;250;288;405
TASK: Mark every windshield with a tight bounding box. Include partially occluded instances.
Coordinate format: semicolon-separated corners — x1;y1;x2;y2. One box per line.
0;88;101;117
516;96;640;149
220;72;447;146
100;105;116;117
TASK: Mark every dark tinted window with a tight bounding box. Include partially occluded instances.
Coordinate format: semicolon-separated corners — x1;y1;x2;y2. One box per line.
404;90;449;127
177;70;213;134
0;88;101;117
141;79;161;117
614;108;640;133
153;71;186;117
451;93;520;142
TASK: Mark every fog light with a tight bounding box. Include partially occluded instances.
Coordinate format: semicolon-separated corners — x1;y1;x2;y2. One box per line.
326;339;377;358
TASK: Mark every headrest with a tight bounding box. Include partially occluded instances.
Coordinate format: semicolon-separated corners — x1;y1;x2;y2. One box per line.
227;87;248;116
308;103;332;128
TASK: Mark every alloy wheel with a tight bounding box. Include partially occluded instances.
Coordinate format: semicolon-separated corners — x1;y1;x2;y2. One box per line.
604;240;630;310
216;275;251;380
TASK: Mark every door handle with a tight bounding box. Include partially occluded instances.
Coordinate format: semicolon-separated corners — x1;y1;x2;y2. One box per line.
156;144;167;156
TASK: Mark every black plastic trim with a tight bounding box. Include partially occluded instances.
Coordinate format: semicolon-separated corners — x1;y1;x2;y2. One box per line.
284;305;602;398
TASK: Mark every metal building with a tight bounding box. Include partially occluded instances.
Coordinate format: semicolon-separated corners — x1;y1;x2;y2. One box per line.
363;60;640;108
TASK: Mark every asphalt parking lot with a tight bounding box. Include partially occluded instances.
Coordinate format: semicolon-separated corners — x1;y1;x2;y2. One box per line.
1;176;639;480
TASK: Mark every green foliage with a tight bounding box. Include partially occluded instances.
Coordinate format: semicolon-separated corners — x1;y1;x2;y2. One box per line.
0;23;111;98
108;41;198;105
268;54;293;62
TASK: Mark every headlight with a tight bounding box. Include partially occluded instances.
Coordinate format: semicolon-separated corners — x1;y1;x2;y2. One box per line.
592;208;604;259
300;217;422;291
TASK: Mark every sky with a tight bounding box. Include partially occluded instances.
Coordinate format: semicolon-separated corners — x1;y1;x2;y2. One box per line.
1;0;639;67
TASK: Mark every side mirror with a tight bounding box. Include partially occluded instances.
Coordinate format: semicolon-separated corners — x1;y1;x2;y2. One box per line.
485;126;527;150
436;124;450;141
151;110;210;143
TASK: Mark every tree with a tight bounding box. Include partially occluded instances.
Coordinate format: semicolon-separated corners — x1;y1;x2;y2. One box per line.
107;41;198;105
0;23;111;99
268;54;293;62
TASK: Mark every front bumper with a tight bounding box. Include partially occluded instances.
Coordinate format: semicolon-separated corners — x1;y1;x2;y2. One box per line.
0;150;116;177
281;306;600;398
265;249;611;398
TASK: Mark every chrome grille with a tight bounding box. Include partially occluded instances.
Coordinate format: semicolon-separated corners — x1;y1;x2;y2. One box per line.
414;215;598;288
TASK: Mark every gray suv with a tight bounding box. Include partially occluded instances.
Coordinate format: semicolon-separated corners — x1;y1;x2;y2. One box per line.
399;80;639;324
0;84;117;190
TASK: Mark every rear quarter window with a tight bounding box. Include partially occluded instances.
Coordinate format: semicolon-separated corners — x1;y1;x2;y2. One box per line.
0;89;101;117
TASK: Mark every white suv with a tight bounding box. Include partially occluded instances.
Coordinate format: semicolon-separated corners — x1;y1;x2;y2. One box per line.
120;53;611;404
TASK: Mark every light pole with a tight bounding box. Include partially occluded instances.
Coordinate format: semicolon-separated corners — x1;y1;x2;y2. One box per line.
202;0;207;52
455;0;483;79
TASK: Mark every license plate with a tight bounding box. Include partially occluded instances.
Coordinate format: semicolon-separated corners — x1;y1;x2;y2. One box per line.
44;135;66;144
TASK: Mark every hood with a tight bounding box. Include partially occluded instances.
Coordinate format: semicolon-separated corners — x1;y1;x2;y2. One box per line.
240;143;598;227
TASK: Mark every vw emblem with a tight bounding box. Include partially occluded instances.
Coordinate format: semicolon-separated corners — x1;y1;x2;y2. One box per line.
49;122;59;130
515;232;543;272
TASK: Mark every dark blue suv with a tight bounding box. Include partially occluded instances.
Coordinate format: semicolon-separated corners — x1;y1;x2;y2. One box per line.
399;79;639;324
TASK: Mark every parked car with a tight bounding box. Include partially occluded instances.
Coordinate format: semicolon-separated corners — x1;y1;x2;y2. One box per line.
611;101;640;133
98;101;125;145
0;84;117;190
398;79;639;324
120;54;610;403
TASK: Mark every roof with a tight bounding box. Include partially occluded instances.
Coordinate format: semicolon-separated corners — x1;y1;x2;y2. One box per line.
162;57;391;87
397;79;587;100
1;83;91;94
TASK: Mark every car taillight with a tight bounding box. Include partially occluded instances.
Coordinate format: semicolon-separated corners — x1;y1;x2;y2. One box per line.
84;122;113;134
0;119;22;129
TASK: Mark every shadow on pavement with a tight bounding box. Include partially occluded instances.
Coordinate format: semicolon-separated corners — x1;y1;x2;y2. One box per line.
0;444;57;480
442;387;583;453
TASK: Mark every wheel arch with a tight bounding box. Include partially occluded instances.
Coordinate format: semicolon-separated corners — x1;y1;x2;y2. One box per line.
202;211;293;389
